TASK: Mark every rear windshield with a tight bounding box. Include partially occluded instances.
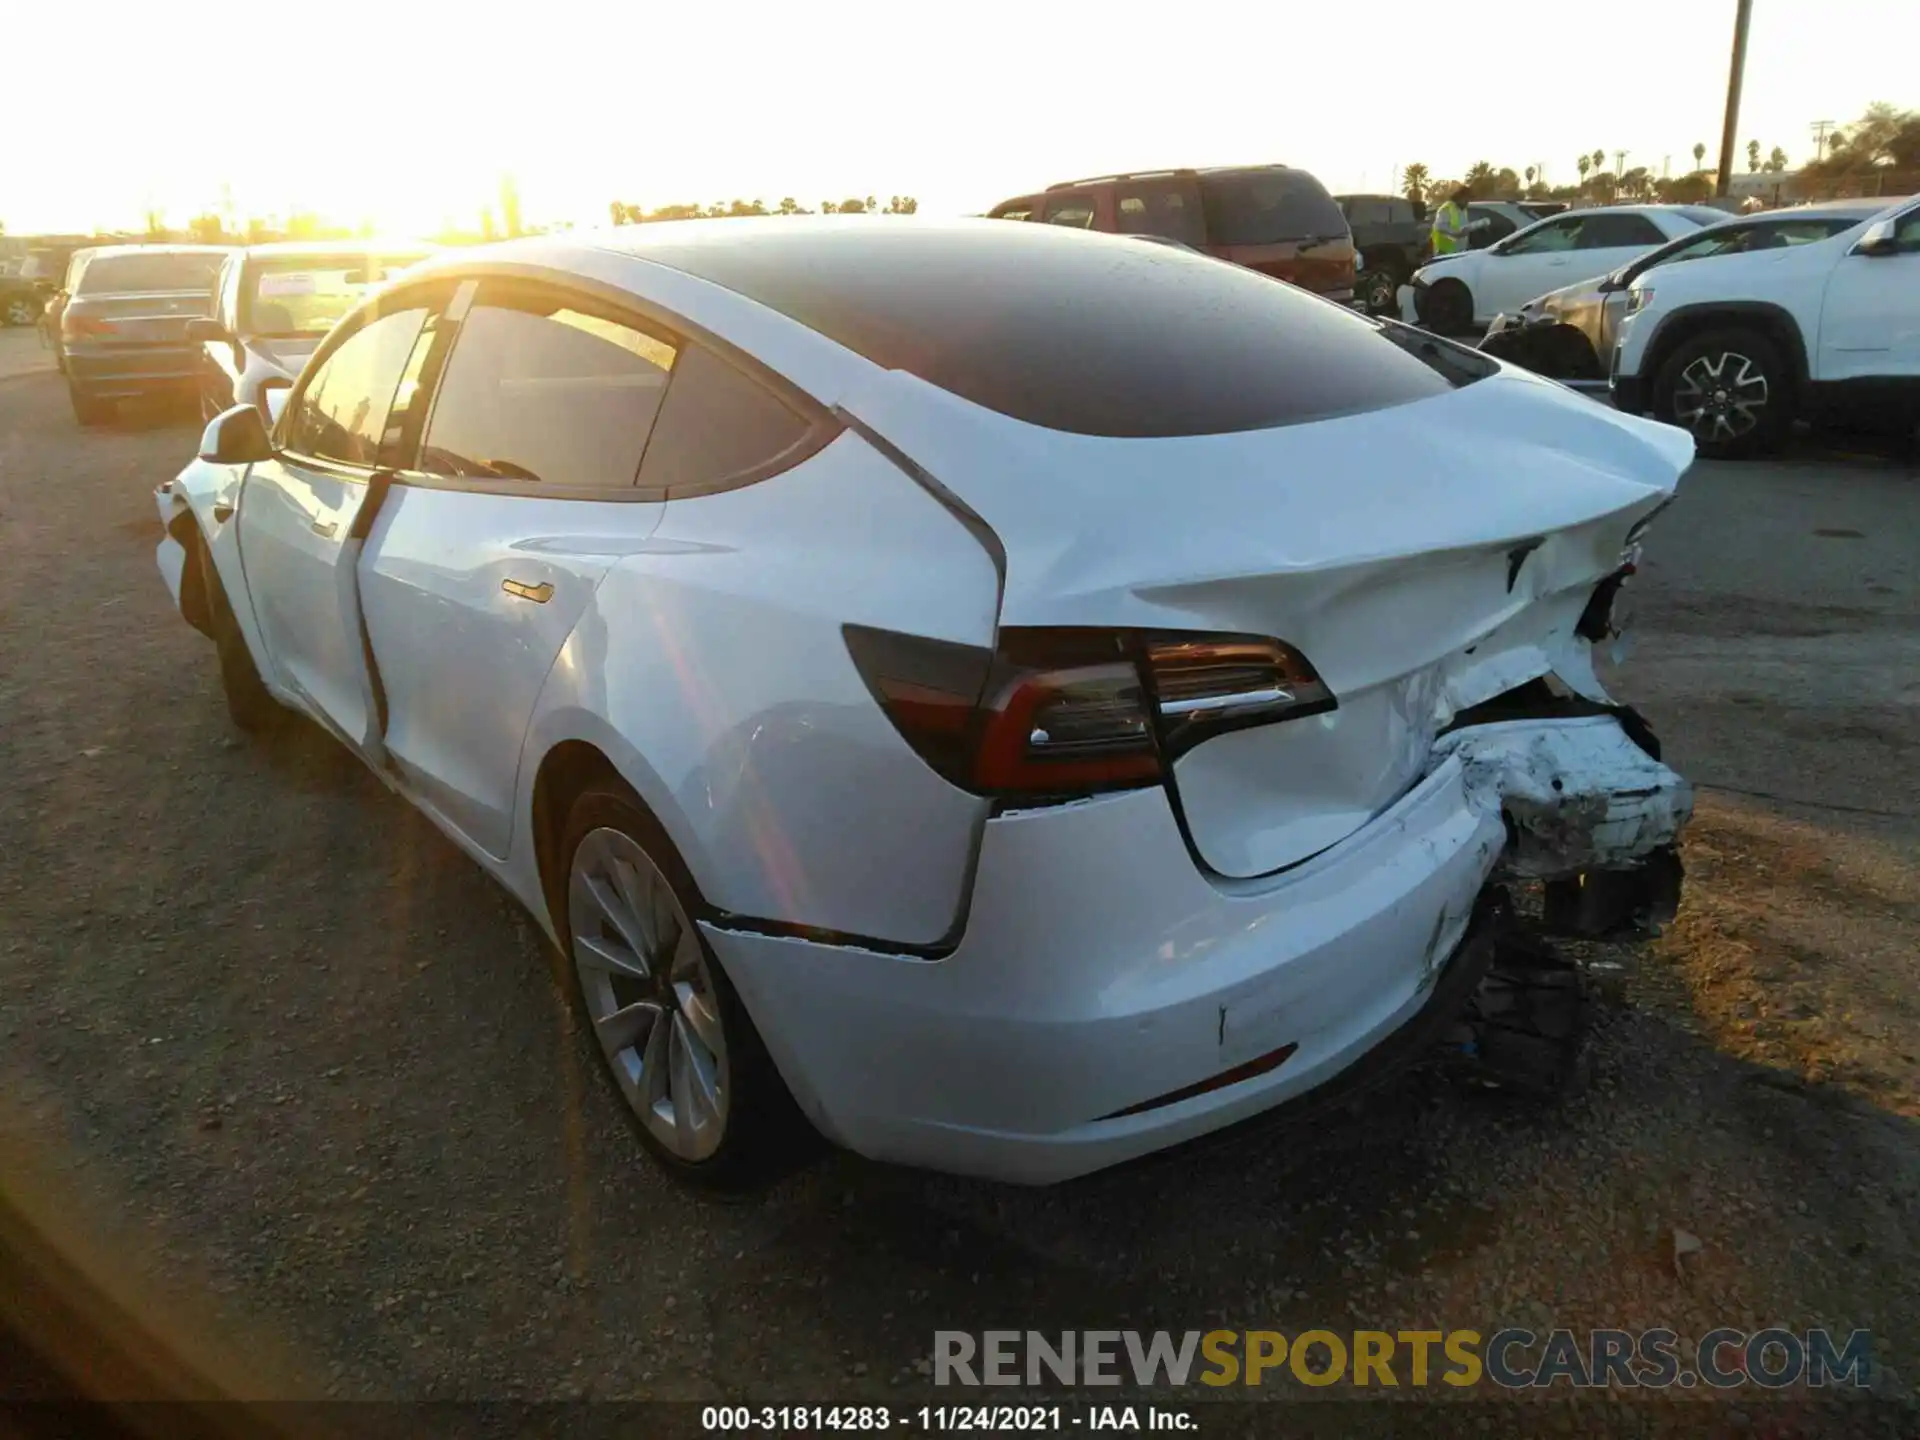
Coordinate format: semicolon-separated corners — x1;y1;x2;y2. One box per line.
1200;170;1348;246
616;221;1487;438
77;252;225;295
246;254;429;336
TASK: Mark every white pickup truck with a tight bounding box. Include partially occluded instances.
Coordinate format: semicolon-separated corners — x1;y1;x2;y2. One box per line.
1611;195;1920;458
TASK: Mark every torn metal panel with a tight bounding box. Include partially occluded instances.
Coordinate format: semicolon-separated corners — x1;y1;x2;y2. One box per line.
1434;715;1694;879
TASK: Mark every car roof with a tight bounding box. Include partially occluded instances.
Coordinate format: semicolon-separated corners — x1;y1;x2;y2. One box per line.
242;239;432;258
82;243;234;259
421;216;1487;439
1763;198;1902;219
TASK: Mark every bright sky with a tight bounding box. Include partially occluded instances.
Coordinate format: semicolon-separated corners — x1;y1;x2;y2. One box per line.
4;0;1913;236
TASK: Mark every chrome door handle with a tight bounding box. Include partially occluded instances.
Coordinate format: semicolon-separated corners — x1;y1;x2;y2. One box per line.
502;578;554;604
311;520;338;539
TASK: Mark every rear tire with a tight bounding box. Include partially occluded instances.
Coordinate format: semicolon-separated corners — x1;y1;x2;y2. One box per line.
558;784;814;1191
195;529;283;732
3;296;38;327
68;382;113;427
1652;327;1792;460
1420;278;1474;335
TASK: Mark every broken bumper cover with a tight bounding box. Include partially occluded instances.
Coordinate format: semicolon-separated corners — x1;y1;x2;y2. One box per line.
1437;715;1692;880
706;714;1689;1184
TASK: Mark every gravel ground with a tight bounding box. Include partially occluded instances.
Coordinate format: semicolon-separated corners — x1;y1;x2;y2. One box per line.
2;357;1917;1426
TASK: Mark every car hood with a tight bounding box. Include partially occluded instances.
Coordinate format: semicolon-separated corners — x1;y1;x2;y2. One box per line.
1414;252;1475;280
1522;274;1609;318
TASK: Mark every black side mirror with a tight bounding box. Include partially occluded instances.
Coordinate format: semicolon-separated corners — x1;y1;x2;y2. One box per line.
1598;268;1628;293
185;317;230;344
199;403;274;465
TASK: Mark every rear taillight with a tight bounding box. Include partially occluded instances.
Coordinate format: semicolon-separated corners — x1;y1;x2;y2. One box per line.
64;314;118;338
845;625;1335;799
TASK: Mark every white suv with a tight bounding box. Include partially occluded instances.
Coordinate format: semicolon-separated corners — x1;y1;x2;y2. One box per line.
1612;196;1920;458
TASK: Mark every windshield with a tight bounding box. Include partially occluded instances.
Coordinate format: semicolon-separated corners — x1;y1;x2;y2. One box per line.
244;254;430;335
1636;215;1863;279
74;252;225;295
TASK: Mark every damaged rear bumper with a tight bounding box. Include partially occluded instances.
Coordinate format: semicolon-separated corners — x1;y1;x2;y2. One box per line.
1438;713;1692;881
704;711;1690;1184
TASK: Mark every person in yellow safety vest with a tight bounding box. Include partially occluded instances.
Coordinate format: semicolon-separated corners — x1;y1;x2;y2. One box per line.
1431;187;1491;256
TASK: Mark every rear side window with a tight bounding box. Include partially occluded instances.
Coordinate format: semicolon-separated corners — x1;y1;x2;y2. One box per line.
1576;214;1666;248
1199;170;1346;245
637;345;816;494
419;294;677;490
75;252;225;295
1041;193;1098;228
1115;182;1206;247
989;199;1037;222
281;306;431;467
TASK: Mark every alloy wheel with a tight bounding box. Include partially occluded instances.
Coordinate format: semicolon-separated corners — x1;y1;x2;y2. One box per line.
1361;270;1397;315
568;827;729;1161
3;298;36;327
1672;351;1768;444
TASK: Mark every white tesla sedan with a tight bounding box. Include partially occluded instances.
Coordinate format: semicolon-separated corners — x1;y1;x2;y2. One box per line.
156;218;1695;1186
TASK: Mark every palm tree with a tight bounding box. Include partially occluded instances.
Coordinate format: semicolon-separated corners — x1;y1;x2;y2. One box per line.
1401;162;1430;203
1591;149;1606;174
1463;160;1497;190
1578;154;1591;185
1746;139;1761;172
1692;142;1707;171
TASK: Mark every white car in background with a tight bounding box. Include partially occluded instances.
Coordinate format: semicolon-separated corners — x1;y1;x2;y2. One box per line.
1479;200;1895;387
1406;205;1727;333
189;241;434;421
156;219;1694;1186
1613;194;1920;457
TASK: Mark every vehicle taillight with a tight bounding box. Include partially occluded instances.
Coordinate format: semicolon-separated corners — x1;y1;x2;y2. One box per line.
844;625;1336;800
64;314;118;338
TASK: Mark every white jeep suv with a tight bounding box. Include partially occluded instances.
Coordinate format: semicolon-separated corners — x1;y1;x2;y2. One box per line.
1611;196;1920;458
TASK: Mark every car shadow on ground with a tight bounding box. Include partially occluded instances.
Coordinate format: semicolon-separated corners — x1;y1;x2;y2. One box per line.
95;395;203;435
649;988;1919;1394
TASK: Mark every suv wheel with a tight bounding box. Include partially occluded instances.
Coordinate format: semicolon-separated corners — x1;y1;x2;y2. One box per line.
1654;328;1791;460
3;296;38;327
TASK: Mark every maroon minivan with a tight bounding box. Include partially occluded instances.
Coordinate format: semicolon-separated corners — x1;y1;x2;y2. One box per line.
989;165;1356;301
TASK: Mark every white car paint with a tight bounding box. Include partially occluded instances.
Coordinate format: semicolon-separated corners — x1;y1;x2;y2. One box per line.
1613;196;1920;433
1406;206;1716;328
156;219;1695;1183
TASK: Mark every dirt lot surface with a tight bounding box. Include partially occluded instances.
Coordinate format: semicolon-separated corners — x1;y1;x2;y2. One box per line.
2;355;1917;1428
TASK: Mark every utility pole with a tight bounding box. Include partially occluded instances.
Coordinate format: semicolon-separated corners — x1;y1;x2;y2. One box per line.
1810;119;1835;163
1715;0;1755;196
1613;150;1629;178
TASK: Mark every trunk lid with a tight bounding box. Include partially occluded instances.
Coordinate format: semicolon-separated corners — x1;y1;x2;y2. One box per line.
844;368;1692;877
65;290;215;345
